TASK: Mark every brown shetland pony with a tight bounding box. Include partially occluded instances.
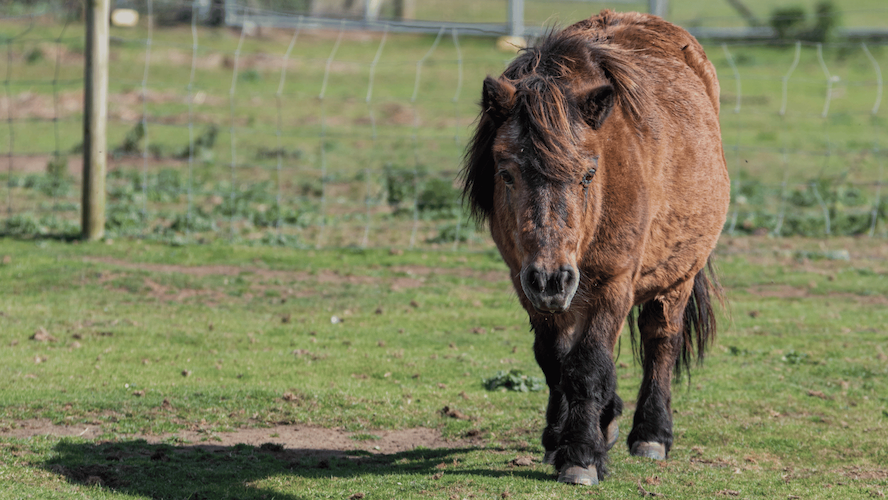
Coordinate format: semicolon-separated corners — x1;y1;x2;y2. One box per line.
461;11;730;485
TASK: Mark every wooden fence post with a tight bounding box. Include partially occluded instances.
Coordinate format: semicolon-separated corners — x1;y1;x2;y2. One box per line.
83;0;109;241
508;0;524;37
649;0;668;19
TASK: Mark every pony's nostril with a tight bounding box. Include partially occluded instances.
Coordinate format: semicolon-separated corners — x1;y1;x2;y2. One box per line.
531;270;546;293
559;266;577;292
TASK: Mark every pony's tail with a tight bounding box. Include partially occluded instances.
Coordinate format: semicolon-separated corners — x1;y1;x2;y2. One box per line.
676;257;723;379
625;257;724;380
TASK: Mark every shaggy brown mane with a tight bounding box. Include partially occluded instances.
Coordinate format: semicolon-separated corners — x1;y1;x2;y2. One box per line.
461;22;653;221
504;30;651;125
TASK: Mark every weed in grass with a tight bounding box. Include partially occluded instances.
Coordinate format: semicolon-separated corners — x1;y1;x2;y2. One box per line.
3;213;41;235
351;433;381;441
112;122;145;158
483;370;546;393
782;349;812;365
105;202;147;236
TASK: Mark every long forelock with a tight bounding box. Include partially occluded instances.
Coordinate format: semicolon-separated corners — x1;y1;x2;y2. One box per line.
505;25;651;138
502;29;638;183
511;76;583;183
464;21;652;216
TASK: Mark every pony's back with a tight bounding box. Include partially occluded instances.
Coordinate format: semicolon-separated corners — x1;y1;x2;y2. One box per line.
565;10;720;114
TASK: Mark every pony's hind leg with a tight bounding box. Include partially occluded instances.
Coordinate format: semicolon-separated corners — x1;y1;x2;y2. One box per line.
627;286;692;460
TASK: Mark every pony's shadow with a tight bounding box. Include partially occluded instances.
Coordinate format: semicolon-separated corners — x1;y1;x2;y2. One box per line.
40;439;552;499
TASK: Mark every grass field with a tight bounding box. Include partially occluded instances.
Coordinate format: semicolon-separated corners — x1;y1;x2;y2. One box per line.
0;8;887;497
0;235;886;498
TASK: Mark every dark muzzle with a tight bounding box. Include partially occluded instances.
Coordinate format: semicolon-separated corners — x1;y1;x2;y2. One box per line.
520;264;579;313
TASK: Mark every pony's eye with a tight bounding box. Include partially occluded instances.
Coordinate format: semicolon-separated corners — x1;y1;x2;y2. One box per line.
582;168;596;185
499;170;515;185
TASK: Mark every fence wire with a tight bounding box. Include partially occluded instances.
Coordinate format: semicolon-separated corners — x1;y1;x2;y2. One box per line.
1;4;887;248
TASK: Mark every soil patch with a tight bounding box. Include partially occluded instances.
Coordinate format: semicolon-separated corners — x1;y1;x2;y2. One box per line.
743;284;888;306
1;419;464;457
842;466;888;481
85;257;509;288
1;154;199;176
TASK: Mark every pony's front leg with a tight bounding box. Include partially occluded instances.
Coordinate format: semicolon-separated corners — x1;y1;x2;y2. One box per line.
532;320;569;466
552;334;617;484
548;289;630;485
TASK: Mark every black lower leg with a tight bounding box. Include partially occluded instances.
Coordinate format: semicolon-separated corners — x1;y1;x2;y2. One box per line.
534;330;566;456
627;333;681;455
541;388;566;454
553;344;616;479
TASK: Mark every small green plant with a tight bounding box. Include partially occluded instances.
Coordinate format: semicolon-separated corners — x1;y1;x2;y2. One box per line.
176;125;218;163
39;214;78;235
46;155;68;179
3;213;41;235
238;69;262;83
168;208;218;233
251;232;304;248
770;1;840;43
250;203;284;228
214;182;276;218
114;122;145;157
426;222;468;244
770;6;806;40
483;369;545;393
147;169;184;203
105;202;147;235
25;47;44;65
384;164;427;213
14;156;73;199
23;173;70;198
417;177;460;218
728;345;755;356
350;433;381;441
781;349;810;365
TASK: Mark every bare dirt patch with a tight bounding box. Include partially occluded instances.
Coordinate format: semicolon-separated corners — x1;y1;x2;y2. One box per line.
743;284;888;306
718;235;888;267
1;154;198;176
138;277;230;304
1;419;464;457
389;264;507;284
842;466;888;481
85;257;509;289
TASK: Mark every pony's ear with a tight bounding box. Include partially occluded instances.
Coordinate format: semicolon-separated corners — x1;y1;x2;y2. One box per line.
578;84;615;130
481;76;516;123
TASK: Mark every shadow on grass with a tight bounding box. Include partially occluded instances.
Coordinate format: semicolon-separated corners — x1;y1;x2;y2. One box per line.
40;439;552;499
0;232;81;242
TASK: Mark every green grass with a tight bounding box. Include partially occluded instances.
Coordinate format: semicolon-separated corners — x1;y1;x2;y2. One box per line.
0;235;886;498
0;6;886;499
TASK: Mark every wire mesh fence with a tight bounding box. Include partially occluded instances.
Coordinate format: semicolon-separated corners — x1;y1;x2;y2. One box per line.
1;1;887;248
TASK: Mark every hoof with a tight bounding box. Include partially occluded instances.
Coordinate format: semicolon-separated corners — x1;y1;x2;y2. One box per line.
630;441;666;460
545;421;618;464
606;421;619;450
557;465;599;486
